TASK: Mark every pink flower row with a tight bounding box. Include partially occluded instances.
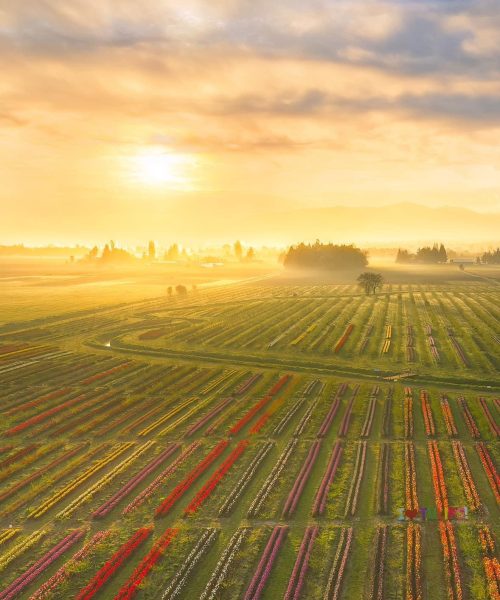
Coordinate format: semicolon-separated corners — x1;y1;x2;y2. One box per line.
282;440;321;517
0;529;84;600
243;526;288;600
93;443;180;518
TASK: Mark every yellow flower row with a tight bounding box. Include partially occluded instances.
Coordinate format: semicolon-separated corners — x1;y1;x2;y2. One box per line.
138;397;198;436
29;443;133;518
56;441;155;518
0;529;46;571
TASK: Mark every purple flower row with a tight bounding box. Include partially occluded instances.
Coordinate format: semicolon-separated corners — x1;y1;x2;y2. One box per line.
234;373;262;396
282;441;321;518
185;398;233;437
93;443;180;518
338;385;360;437
284;526;318;600
360;397;377;437
317;393;341;438
244;526;288;600
312;442;343;516
0;530;83;600
122;441;200;514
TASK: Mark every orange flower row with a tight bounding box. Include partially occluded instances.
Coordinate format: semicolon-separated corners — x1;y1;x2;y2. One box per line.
420;390;435;436
478;525;499;600
439;521;463;600
404;387;413;439
451;441;480;511
476;443;500;504
406;523;422;600
428;440;448;514
405;442;419;511
440;395;458;436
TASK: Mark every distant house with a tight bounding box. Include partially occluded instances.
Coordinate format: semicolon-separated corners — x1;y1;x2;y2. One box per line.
449;258;476;264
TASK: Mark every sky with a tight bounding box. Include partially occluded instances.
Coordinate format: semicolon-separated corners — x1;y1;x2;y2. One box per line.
0;0;499;244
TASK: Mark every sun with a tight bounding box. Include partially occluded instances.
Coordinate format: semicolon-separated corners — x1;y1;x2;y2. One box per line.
130;148;192;187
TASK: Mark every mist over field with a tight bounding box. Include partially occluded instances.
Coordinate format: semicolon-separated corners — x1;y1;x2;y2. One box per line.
0;2;499;600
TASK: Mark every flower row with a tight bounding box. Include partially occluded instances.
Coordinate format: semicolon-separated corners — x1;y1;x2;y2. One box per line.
317;383;347;437
404;387;414;438
377;443;390;515
334;323;354;353
282;440;321;518
233;373;262;396
58;442;155;519
155;440;228;517
439;521;463;600
219;442;273;516
81;362;130;385
476;442;500;504
93;443;180;518
420;390;436;436
458;396;480;438
76;527;152;600
29;443;133;518
284;525;318;600
185;441;248;515
30;530;111;600
123;441;200;515
185;397;233;437
338;385;359;437
360;395;377;437
344;441;367;517
248;438;297;517
272;397;306;437
405;442;419;511
160;528;217;600
440;396;458;436
0;529;46;572
428;440;448;514
451;441;480;511
406;523;422;600
312;441;343;516
115;528;179;600
479;397;499;437
244;526;288;600
368;525;387;600
138;396;198;437
0;529;83;600
324;527;353;600
200;528;249;600
5;394;84;436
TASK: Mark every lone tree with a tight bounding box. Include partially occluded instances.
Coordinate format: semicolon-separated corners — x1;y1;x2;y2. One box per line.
357;272;384;295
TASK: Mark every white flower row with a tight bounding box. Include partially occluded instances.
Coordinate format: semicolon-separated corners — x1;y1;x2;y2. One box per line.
200;528;250;600
272;398;306;436
247;438;297;517
56;441;154;519
161;528;218;600
218;442;273;516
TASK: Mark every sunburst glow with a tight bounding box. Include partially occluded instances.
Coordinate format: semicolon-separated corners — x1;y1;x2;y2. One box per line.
129;148;193;188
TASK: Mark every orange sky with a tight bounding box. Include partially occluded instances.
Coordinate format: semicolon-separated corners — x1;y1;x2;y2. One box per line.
1;1;499;244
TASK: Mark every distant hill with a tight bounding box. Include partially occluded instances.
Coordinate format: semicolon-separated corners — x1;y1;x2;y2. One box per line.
229;203;500;246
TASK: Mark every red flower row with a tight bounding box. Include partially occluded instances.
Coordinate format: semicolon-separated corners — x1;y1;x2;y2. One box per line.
5;394;85;436
155;440;228;517
185;441;248;515
76;527;152;600
334;324;354;353
81;362;130;385
114;528;179;600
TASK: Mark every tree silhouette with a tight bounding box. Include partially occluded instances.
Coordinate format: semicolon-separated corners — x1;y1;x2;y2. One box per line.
357;272;384;295
234;240;243;260
148;240;156;261
284;242;367;271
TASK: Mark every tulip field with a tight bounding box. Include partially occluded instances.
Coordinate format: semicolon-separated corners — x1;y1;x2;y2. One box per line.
0;275;498;599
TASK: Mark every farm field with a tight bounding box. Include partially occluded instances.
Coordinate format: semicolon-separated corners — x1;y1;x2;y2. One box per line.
0;266;498;599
